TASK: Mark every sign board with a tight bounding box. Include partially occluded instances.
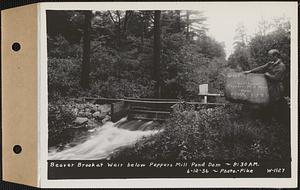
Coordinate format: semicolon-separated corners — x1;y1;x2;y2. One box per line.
225;72;269;104
199;84;208;95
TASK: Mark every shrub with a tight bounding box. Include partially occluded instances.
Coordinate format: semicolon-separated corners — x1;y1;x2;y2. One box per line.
112;103;289;161
48;58;81;100
48;101;76;147
89;77;155;98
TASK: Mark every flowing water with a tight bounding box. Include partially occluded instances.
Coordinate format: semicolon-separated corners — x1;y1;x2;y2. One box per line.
48;118;161;160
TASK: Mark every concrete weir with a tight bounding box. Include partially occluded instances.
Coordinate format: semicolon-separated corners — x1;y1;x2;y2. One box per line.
83;97;226;123
111;98;179;122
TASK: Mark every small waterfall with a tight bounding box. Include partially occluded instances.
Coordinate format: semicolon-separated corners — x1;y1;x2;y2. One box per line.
48;118;160;160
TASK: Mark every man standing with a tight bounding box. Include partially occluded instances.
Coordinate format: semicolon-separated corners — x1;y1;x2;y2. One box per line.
244;49;286;103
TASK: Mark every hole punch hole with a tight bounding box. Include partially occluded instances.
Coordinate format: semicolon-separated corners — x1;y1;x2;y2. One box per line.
12;42;21;52
13;145;22;154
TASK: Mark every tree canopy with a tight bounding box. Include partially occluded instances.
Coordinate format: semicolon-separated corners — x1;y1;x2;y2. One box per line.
47;11;290;100
47;10;226;100
228;17;290;96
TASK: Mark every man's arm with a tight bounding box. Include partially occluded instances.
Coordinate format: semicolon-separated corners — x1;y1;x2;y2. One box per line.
249;62;271;73
244;62;271;74
265;64;286;81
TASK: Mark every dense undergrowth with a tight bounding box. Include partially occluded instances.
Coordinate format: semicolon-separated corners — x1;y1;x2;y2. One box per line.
48;100;78;148
111;103;290;161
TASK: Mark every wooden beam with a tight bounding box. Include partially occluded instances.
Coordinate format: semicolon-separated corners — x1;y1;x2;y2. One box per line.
124;99;181;104
83;97;123;101
198;93;224;97
131;116;166;121
185;102;226;106
125;97;179;101
131;110;171;114
131;106;171;111
81;97;226;106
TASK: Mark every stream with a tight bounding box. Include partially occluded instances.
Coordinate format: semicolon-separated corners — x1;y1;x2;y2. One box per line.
48;117;161;160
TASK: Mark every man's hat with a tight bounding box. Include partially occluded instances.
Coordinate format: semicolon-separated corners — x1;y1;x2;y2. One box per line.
268;49;281;56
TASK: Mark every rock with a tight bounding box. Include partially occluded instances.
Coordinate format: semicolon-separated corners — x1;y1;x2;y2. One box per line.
72;108;79;115
86;112;92;118
102;115;111;123
92;111;107;120
99;104;111;113
91;105;98;112
78;111;84;117
74;117;88;124
92;111;101;118
87;119;101;128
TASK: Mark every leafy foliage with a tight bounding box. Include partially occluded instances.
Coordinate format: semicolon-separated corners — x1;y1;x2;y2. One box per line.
228;18;290;70
48;58;81;100
112;104;290;160
48;101;76;147
47;10;226;100
227;17;290;96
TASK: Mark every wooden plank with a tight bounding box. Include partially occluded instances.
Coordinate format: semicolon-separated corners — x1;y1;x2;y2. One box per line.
82;97;226;107
131;110;170;114
198;93;224;97
185;102;226;106
125;97;180;101
124;99;181;104
131;106;172;111
130;116;166;121
83;97;123;102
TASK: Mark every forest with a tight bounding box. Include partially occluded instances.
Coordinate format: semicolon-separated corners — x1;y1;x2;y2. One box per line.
47;10;291;160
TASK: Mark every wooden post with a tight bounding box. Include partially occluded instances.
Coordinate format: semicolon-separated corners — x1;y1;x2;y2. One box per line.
204;96;207;104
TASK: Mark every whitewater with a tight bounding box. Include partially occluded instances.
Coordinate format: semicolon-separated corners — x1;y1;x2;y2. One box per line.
48;118;161;160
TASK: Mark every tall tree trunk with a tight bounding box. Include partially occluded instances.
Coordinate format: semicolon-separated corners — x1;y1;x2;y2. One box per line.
153;10;161;98
116;11;121;49
80;11;92;89
123;11;130;39
141;17;145;51
186;10;190;41
175;10;181;33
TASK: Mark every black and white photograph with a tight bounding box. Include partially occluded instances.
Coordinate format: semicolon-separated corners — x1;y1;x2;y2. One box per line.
44;2;296;182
